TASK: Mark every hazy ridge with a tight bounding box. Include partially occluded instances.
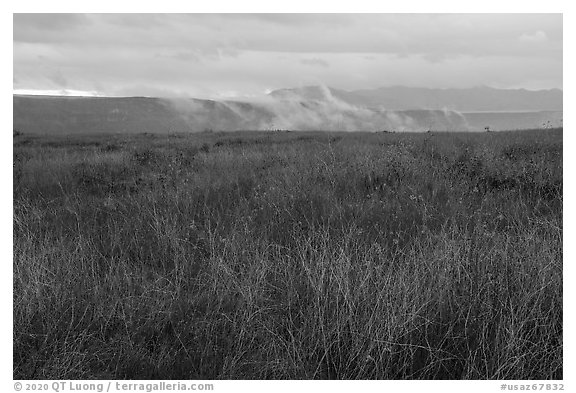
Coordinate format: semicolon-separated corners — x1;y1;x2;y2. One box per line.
270;85;563;112
14;86;563;134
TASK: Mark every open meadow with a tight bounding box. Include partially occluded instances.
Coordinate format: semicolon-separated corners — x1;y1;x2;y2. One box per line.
13;129;562;379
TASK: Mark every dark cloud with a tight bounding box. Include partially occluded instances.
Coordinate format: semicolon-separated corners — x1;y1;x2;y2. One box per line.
14;13;88;31
14;14;90;43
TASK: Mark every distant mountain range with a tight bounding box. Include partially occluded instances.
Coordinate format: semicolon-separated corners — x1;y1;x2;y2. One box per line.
13;86;563;134
269;85;563;112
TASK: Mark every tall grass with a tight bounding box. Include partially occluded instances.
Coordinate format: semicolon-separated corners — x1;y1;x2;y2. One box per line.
13;129;562;379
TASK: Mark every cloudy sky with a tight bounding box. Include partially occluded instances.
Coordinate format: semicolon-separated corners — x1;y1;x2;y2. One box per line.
13;13;562;98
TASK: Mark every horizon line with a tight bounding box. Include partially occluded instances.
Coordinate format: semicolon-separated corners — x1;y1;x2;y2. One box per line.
13;85;564;99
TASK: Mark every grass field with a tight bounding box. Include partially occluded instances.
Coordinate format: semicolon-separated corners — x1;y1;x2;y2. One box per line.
13;129;562;379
